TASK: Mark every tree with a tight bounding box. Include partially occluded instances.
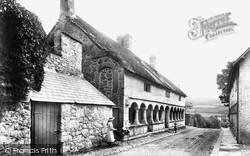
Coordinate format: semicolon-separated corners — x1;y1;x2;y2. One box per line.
216;61;234;106
0;0;46;103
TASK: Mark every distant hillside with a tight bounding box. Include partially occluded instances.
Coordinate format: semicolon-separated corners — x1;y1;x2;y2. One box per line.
185;97;228;118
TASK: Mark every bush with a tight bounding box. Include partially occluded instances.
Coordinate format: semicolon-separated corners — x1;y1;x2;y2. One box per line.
185;114;221;129
194;114;207;128
206;116;221;129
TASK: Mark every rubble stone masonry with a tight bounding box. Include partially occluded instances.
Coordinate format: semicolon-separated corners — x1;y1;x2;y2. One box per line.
0;102;31;156
45;33;82;76
60;104;111;153
45;32;113;153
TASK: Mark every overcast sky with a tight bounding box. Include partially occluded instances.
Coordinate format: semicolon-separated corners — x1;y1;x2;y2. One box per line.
16;0;250;99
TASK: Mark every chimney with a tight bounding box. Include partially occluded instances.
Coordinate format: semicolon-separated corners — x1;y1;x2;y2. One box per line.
116;34;133;51
149;55;156;69
60;0;75;17
116;35;123;45
123;34;133;51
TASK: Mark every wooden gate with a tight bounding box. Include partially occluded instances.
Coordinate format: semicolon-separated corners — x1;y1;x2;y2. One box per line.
31;102;61;156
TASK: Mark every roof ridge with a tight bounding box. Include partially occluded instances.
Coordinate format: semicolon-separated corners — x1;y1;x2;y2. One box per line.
59;16;187;97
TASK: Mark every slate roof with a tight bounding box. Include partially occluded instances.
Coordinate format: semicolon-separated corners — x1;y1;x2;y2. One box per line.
69;16;187;97
30;69;115;106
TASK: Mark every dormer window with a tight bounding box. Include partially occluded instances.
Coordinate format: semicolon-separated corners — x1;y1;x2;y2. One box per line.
165;90;170;98
179;95;182;101
144;83;151;92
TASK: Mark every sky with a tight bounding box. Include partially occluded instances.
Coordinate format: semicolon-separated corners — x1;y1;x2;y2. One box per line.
16;0;250;99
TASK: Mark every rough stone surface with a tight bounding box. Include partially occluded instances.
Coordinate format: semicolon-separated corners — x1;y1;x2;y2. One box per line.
82;42;125;128
83;50;124;107
61;104;112;154
45;33;82;76
0;102;31;156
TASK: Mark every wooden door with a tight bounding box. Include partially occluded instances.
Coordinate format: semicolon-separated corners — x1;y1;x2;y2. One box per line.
31;102;60;156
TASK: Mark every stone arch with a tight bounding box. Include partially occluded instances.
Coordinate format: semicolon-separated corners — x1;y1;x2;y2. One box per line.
153;105;159;122
139;103;147;124
147;104;153;123
98;63;115;72
159;105;164;122
129;102;139;125
173;107;176;121
177;108;180;120
170;107;173;121
165;106;170;128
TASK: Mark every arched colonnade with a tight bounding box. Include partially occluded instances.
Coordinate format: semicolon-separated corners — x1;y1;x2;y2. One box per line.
128;102;185;127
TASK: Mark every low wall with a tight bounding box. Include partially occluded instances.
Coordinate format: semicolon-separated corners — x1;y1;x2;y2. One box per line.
128;124;148;136
148;122;165;132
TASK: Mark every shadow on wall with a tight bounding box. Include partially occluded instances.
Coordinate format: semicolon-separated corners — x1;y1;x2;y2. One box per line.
185;114;221;129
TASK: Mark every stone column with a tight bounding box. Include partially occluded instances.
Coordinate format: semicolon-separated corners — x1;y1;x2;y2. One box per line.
133;107;140;125
155;110;159;122
142;108;148;124
161;110;165;122
149;109;154;123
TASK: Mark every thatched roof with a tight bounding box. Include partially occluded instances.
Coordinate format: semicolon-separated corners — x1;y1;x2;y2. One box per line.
47;15;187;97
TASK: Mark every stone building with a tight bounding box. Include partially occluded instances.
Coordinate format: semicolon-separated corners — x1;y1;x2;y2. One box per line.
0;0;115;155
46;0;187;138
228;47;250;144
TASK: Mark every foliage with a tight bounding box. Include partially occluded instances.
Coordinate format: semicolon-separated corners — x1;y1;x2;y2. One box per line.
194;114;207;128
206;116;221;129
216;61;234;105
0;0;46;102
185;114;221;129
185;114;197;126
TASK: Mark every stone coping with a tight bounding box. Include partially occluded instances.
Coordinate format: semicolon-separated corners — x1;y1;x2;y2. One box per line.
128;121;165;128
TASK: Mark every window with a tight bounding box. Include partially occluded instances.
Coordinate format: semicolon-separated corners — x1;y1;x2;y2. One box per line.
165;90;170;98
144;83;151;92
179;95;182;101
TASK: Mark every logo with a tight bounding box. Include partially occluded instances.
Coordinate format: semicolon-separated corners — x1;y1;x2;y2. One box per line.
188;13;237;41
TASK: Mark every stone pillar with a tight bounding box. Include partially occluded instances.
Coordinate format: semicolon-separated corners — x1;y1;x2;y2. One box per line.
142;108;148;124
155;110;159;122
161;110;165;122
149;109;154;123
133;107;140;125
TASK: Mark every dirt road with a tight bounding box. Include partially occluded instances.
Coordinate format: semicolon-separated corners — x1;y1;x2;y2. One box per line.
113;128;221;156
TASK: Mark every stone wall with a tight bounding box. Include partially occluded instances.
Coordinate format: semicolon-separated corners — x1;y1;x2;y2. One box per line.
60;104;112;154
0;102;31;156
45;33;82;76
82;43;125;128
238;51;250;144
82;49;124;107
